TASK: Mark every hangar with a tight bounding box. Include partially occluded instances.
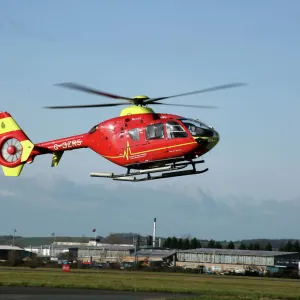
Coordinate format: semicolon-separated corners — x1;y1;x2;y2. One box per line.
122;248;176;267
0;245;35;261
69;244;134;263
176;248;300;273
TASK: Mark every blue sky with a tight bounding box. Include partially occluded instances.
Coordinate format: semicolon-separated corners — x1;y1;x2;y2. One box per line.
0;0;299;240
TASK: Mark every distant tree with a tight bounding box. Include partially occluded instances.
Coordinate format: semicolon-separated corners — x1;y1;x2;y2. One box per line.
239;242;247;250
207;239;216;248
190;238;199;249
291;241;300;252
215;242;223;249
253;243;260;250
247;243;254;250
146;235;152;246
182;238;190;250
279;243;285;251
163;237;171;248
227;241;235;249
136;235;141;247
170;236;178;249
284;240;293;252
177;238;183;249
105;233;122;244
265;242;273;251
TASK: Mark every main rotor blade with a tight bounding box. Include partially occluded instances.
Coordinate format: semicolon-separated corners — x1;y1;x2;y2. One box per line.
55;82;135;103
144;82;247;104
44;102;128;109
151;102;218;109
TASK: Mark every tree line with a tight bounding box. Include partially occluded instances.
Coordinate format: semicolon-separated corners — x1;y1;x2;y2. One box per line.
278;240;300;252
161;237;300;252
163;237;201;249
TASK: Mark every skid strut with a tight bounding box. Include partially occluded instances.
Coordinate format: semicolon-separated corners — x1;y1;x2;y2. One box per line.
90;159;208;182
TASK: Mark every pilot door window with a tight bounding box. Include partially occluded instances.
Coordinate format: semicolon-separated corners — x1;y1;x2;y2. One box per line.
166;121;188;138
128;128;140;141
146;123;164;140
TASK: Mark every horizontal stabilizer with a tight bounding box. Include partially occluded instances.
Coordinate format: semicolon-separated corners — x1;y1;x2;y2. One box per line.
52;151;64;167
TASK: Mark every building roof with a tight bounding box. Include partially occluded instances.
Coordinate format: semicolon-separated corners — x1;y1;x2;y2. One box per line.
71;245;134;251
0;245;23;251
134;249;176;258
177;248;298;257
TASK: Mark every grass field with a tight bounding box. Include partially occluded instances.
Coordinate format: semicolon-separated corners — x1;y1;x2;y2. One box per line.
0;268;300;300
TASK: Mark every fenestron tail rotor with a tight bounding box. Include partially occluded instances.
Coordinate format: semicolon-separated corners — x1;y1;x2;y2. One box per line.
44;81;247;110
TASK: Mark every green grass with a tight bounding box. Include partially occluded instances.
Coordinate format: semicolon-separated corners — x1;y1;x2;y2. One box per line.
0;268;299;300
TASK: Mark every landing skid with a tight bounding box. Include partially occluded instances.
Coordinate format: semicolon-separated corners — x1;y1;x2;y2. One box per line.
90;159;208;182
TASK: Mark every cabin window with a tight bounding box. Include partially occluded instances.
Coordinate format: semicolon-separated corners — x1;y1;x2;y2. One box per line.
128;128;140;141
146;123;164;140
166;121;188;138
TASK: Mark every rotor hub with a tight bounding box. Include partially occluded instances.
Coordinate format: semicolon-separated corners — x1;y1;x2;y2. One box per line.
7;145;16;155
133;95;149;106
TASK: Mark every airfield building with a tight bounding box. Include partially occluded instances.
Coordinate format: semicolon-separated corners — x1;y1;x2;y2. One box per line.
121;248;176;267
176;248;300;273
0;245;35;261
69;244;134;263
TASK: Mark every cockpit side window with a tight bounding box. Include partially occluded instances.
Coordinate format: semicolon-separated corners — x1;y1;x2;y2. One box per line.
180;119;211;136
128;128;140;141
146;123;164;140
166;121;188;138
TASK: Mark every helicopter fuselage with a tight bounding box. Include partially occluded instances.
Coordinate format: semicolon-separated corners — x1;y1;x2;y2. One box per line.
85;111;220;170
31;110;220;170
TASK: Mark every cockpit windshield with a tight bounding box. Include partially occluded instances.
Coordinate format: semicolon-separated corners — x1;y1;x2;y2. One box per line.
180;119;212;137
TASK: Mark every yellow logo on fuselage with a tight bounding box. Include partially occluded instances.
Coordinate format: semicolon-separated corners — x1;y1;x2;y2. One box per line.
123;141;132;160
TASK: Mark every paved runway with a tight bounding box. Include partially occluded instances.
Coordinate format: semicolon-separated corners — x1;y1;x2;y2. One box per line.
0;287;194;300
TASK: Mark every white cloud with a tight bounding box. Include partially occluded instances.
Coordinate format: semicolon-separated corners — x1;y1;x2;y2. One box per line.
0;189;15;197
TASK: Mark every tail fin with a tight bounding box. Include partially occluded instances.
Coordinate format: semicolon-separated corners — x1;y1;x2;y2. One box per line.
0;112;34;176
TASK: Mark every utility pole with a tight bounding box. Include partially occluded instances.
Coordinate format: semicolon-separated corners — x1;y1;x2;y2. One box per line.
51;233;55;257
133;235;137;268
12;229;16;266
12;229;16;247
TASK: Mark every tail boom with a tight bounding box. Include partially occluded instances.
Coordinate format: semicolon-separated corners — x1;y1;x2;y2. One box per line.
0;111;89;176
34;134;88;153
33;134;89;167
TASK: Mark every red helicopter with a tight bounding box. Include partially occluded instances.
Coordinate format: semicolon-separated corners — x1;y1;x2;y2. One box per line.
0;82;246;182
